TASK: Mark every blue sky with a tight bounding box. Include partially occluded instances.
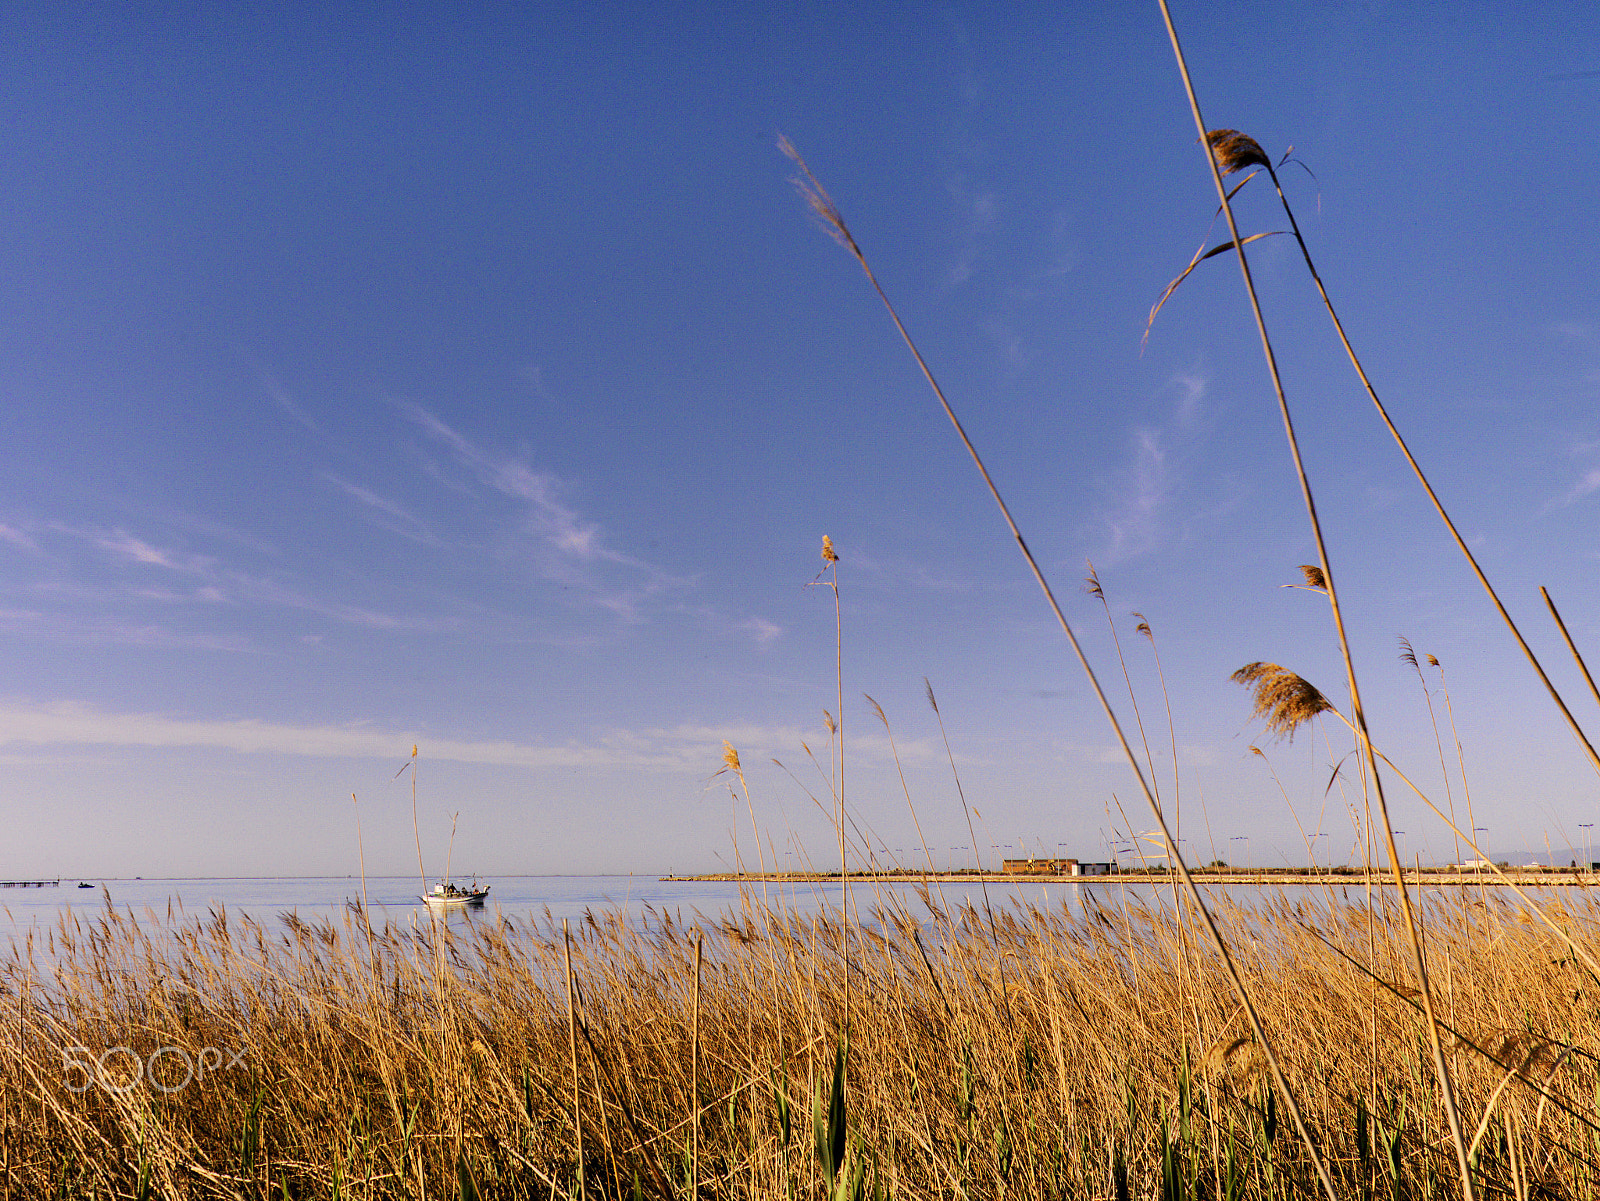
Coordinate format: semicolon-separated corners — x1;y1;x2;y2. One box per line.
3;1;1600;877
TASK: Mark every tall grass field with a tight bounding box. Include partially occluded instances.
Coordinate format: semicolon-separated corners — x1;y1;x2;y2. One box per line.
8;7;1600;1199
5;881;1600;1199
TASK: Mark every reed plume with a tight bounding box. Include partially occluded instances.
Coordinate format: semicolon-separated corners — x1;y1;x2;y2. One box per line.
1401;637;1462;863
1290;563;1326;591
1205;128;1270;174
1230;662;1332;743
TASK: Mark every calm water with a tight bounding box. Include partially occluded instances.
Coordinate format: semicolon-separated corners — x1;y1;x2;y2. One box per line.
0;874;1230;942
0;872;1449;947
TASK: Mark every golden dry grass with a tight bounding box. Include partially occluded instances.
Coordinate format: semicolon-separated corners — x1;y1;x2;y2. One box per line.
5;881;1600;1198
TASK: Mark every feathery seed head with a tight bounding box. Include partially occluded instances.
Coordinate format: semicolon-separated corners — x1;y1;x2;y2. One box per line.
1485;1031;1563;1077
822;710;837;736
779;136;858;253
1200;1034;1264;1084
924;677;941;716
1297;564;1327;591
821;534;838;563
722;741;742;774
1131;611;1152;640
1206;129;1270;175
1082;563;1104;600
1398;636;1419;671
1426;653;1440;667
1231;662;1332;742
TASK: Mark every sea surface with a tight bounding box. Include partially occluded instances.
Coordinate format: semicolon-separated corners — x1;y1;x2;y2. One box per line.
0;874;1129;936
0;872;1452;948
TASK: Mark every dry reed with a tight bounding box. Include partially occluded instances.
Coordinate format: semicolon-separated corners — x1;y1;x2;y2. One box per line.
8;881;1600;1198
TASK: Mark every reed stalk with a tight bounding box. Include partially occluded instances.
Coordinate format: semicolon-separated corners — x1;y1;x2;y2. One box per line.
1085;566;1163;814
1131;612;1181;840
692;929;703;1201
403;745;425;891
1154;4;1470;1195
1541;586;1600;714
564;919;584;1201
809;537;849;1020
1401;638;1462;865
865;695;938;879
782;131;1332;1200
1253;142;1600;782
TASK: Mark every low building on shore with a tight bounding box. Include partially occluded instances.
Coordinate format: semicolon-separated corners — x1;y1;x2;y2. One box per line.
1000;858;1114;876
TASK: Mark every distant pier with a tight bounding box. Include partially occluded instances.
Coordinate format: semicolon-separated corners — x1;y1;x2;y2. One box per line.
663;868;1600;888
0;879;59;888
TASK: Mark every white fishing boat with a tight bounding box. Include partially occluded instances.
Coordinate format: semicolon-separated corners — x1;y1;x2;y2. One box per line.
400;746;490;911
421;879;490;909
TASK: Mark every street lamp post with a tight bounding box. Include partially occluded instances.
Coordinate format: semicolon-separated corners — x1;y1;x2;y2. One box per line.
1308;832;1327;871
1468;828;1488;883
1229;835;1250;878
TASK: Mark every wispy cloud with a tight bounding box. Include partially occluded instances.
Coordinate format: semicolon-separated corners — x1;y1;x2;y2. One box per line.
1042;208;1080;278
1558;467;1600;508
519;363;560;404
1096;427;1169;560
222;575;441;632
1548;436;1600;510
399;402;691;620
981;318;1025;373
32;522;429;633
260;372;320;432
323;474;440;546
937;30;999;292
0;696;952;779
0;701;815;772
1092;373;1212;559
93;530;214;574
737;617;783;644
0;610;257;652
1171;372;1207;426
0;524;38;551
945;189;998;287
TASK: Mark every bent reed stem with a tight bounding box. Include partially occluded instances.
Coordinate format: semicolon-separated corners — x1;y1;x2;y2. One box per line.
1258;156;1600;783
782;132;1330;1201
1156;4;1473;1197
1542;586;1600;715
